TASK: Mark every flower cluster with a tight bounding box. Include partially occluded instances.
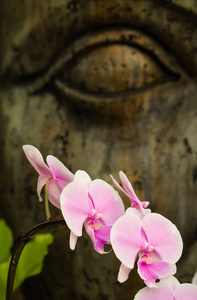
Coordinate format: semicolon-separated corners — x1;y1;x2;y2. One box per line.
23;145;197;299
134;276;197;300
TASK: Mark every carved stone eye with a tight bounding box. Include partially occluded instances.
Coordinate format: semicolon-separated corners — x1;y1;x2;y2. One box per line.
29;28;180;102
62;43;178;94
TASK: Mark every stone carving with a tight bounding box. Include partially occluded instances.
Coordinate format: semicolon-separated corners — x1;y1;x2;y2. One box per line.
0;0;197;299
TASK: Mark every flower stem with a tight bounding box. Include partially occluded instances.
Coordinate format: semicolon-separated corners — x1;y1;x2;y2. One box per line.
6;219;66;300
45;180;51;220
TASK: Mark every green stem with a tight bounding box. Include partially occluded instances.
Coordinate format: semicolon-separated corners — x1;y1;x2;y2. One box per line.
6;219;66;300
45;181;51;220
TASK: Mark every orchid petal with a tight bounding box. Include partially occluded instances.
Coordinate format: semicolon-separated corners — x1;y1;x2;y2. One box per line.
47;179;62;209
142;213;183;263
23;145;52;177
134;282;174;300
46;155;74;187
111;172;150;217
134;276;180;300
89;179;125;224
23;145;43;161
119;171;140;202
137;255;176;287
118;263;132;283
142;201;150;208
111;173;139;208
110;174;128;197
158;276;180;290
69;231;78;250
85;222;111;254
60;181;91;236
111;208;143;269
93;225;112;253
174;283;197;300
74;170;92;186
84;221;96;247
94;224;111;244
130;207;145;219
119;171;148;210
37;175;48;202
28;151;52;177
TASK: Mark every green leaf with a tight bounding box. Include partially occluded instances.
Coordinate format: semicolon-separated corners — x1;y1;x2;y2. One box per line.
0;219;13;264
14;233;54;291
0;220;54;299
0;259;10;300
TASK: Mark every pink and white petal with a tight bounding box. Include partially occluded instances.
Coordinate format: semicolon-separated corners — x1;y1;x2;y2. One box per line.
23;145;43;161
142;213;183;263
48;179;62;209
128;207;144;219
28;151;53;177
174;283;197;300
119;171;138;199
94;225;112;253
134;276;179;300
89;179;125;224
74;170;92;186
111;208;143;269
141;208;152;217
85;221;111;254
37;175;49;202
92;232;107;254
111;173;149;215
142;201;150;208
93;236;109;254
137;256;176;287
118;263;132;283
60;181;91;236
119;172;152;217
46;155;74;187
157;276;180;291
110;174;128;196
85;221;97;250
119;171;141;206
23;145;52;177
69;231;78;250
134;283;174;300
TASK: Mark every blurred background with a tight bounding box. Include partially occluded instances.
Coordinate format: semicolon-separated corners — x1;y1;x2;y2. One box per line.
0;0;197;299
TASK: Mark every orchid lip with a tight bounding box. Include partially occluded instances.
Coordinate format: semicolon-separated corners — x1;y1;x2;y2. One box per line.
140;255;153;265
87;220;100;230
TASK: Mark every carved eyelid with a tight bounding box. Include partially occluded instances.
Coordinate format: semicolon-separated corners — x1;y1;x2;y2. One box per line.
27;27;181;100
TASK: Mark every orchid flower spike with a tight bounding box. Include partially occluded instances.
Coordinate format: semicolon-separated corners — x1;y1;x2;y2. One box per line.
111;208;183;287
111;171;151;218
134;276;197;300
23;145;74;210
60;170;125;254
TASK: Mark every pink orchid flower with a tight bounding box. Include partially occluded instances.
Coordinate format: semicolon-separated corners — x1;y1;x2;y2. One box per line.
134;276;197;300
60;170;125;254
110;208;183;287
23;145;74;209
111;171;151;218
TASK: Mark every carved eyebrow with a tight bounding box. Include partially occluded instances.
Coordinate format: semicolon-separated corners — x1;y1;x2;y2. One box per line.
144;1;197;76
25;26;182;96
2;0;197;79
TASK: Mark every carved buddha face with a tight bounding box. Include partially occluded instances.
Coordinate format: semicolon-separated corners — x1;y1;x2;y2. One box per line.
1;0;197;299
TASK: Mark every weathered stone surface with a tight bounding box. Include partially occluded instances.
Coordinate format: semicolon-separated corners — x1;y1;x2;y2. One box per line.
0;0;197;299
